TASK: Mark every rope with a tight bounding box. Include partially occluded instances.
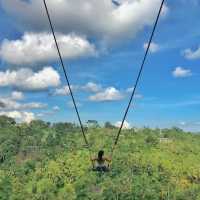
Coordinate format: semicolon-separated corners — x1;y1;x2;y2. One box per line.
110;0;165;159
42;0;93;166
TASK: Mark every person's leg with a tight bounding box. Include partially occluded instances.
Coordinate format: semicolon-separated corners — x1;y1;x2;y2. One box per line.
93;166;109;172
96;166;102;172
92;167;97;171
102;166;109;172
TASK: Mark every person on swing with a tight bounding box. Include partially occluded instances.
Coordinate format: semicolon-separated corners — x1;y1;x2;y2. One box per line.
91;150;111;172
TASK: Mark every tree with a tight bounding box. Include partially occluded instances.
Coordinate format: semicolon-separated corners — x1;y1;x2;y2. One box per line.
0;171;12;200
0;116;16;127
145;135;159;146
87;120;99;128
104;121;115;129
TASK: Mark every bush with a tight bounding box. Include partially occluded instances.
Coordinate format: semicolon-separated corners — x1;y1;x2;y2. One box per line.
145;135;159;146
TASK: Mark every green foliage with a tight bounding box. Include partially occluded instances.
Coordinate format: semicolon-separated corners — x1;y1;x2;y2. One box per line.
145;134;159;146
0;116;200;199
104;121;116;129
0;171;12;200
0;116;16;127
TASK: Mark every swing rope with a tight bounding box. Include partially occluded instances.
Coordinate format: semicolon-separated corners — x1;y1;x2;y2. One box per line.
43;0;94;166
110;0;165;160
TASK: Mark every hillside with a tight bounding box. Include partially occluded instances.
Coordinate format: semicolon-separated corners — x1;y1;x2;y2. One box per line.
1;116;200;200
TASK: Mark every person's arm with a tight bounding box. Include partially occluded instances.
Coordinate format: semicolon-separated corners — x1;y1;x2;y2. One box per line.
91;157;97;162
105;157;111;163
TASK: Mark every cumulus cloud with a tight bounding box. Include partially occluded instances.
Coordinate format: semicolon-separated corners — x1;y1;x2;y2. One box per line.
89;87;124;102
0;32;96;65
172;67;192;78
53;85;78;96
0;98;47;111
53;83;144;103
21;102;47;110
183;46;200;60
0;110;35;123
143;42;160;53
53;86;70;96
0;66;60;91
126;87;143;99
1;0;168;44
36;105;60;118
37;105;60;118
81;82;102;93
0;91;46;111
53;82;101;96
114;120;131;129
11;91;24;100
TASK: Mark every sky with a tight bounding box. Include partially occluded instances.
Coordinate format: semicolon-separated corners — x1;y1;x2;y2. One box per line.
0;0;200;132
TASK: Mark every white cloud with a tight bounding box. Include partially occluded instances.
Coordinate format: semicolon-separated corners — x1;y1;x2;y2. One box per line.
172;67;192;78
180;121;186;126
0;110;35;123
126;87;143;99
53;106;60;111
1;0;168;44
0;66;60;91
36;106;61;117
183;46;200;60
0;98;47;111
81;82;102;93
114;120;131;129
22;102;47;110
0;91;46;111
53;82;102;96
134;94;143;99
143;42;160;53
89;87;124;102
54;82;102;95
54;86;70;96
53;83;144;102
0;32;96;65
53;85;78;96
11;91;24;100
126;87;135;93
179;121;200;129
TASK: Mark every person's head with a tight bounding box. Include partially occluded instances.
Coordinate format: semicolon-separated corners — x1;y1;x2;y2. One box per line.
98;150;104;160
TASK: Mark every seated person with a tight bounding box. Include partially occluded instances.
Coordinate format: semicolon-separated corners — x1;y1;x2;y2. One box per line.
91;150;111;172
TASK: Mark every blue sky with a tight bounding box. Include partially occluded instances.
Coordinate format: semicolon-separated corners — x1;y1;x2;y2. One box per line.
0;0;199;131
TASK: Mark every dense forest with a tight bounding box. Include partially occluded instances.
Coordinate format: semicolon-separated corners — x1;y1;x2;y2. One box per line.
0;115;200;200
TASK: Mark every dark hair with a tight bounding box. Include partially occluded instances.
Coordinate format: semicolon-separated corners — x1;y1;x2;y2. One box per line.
98;150;104;161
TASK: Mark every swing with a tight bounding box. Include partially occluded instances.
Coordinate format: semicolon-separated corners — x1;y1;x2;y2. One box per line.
91;150;111;172
43;0;165;170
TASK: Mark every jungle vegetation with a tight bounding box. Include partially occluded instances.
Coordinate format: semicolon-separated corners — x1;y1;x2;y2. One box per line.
0;115;200;200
